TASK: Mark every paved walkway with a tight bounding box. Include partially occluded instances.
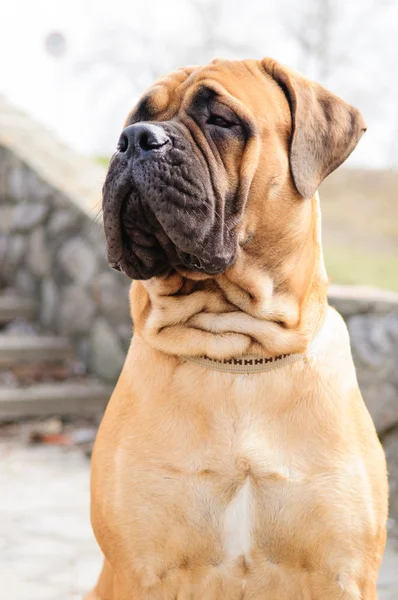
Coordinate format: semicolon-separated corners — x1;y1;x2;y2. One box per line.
0;438;101;600
0;437;397;600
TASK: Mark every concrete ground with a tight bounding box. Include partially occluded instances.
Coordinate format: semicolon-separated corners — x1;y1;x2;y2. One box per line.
0;432;397;600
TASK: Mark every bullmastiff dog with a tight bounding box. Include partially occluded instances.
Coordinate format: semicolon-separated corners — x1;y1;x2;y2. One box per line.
86;57;388;599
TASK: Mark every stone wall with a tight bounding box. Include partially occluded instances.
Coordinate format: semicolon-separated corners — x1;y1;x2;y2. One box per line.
1;97;397;516
329;285;398;520
0;97;131;381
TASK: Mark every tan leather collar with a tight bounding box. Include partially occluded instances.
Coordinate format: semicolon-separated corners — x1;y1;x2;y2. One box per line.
182;352;305;373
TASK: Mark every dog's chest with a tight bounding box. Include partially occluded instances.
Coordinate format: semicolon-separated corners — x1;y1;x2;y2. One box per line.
206;426;298;562
117;415;314;563
103;387;367;599
223;476;253;560
193;438;304;564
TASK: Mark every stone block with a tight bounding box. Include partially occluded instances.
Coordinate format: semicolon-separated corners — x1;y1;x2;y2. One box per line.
39;278;59;329
89;317;125;381
382;430;398;521
14;269;38;297
57;284;96;336
0;204;13;233
11;203;50;232
329;284;398;317
357;375;398;435
47;208;79;238
27;227;51;278
0;234;27;285
58;237;98;285
5;159;27;201
92;271;130;325
348;314;398;371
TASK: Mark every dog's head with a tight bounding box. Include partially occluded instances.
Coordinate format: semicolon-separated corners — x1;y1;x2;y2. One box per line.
103;58;365;280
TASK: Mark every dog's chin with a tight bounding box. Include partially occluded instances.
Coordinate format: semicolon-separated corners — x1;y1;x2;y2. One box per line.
111;244;230;281
111;256;168;281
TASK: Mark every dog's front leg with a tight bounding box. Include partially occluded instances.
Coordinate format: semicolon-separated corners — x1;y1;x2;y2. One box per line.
84;559;114;600
85;558;146;600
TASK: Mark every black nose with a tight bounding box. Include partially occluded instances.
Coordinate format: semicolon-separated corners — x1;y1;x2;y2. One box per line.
117;123;170;157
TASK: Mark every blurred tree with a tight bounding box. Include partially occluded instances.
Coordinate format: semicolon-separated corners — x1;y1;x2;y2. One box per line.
281;0;394;83
282;0;337;80
188;0;255;62
75;0;256;92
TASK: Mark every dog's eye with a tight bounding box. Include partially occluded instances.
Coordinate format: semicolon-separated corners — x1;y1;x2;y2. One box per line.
207;115;234;128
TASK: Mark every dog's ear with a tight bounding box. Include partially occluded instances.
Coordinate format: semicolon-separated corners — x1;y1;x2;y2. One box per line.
261;58;366;199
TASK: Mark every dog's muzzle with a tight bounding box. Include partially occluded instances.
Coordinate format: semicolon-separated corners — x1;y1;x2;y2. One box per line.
102;121;237;280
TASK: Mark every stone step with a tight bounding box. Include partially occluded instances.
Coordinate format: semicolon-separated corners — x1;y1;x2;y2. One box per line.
0;295;36;324
0;335;73;367
0;381;112;419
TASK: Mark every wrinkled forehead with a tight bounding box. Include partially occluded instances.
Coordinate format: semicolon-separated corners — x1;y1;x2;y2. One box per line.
126;59;291;128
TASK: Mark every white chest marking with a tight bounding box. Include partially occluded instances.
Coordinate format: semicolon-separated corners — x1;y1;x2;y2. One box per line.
223;477;253;560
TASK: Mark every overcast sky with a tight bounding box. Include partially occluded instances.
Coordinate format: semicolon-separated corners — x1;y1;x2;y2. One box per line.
1;0;398;168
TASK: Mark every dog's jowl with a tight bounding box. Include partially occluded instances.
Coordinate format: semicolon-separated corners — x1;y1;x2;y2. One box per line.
86;58;388;600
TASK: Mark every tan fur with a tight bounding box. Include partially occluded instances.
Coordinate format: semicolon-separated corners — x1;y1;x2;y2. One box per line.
86;58;388;599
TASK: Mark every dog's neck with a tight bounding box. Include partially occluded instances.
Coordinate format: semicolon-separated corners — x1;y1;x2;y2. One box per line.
130;194;328;361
